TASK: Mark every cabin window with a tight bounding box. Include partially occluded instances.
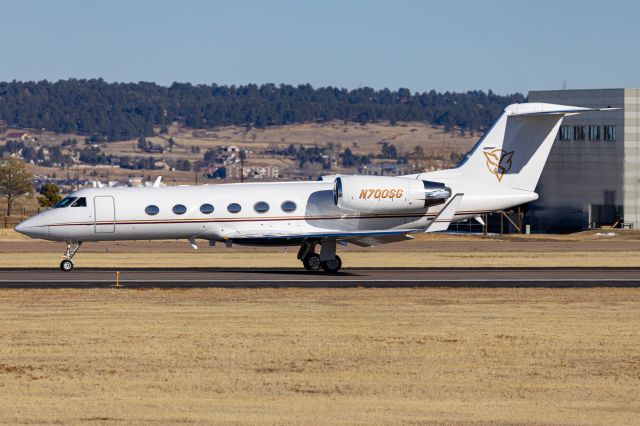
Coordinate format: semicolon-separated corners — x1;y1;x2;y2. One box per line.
227;203;241;213
53;197;77;208
71;197;87;207
254;201;269;213
145;205;160;216
172;204;187;215
281;200;297;212
200;203;214;214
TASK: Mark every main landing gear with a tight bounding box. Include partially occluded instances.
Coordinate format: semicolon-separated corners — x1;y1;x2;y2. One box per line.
302;252;322;271
297;240;342;274
60;241;82;271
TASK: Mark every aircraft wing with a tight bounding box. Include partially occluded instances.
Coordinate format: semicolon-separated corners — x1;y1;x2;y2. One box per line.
342;233;415;247
225;229;420;247
223;193;465;247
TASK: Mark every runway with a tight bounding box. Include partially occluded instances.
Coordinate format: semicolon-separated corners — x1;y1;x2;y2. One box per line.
1;268;640;288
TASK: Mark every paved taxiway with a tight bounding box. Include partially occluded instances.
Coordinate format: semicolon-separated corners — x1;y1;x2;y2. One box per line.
1;268;640;288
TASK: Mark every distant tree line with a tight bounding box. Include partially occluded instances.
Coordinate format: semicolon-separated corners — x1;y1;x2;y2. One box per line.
0;79;525;141
0;140;74;167
340;148;370;168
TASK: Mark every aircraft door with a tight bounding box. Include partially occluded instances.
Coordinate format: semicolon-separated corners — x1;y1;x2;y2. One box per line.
94;196;116;233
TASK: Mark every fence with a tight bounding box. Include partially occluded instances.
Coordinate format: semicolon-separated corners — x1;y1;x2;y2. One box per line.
1;209;41;228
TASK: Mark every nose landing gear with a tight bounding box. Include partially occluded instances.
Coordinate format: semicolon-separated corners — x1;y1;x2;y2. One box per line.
60;259;74;272
60;241;82;271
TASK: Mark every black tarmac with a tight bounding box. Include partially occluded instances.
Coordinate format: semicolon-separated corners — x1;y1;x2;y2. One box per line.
1;268;639;288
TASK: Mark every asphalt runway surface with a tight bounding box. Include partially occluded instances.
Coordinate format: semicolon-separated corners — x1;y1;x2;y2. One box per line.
1;268;640;288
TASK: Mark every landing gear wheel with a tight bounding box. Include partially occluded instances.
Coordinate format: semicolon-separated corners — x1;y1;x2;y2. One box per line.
303;253;322;271
59;241;82;271
321;255;342;274
60;259;74;272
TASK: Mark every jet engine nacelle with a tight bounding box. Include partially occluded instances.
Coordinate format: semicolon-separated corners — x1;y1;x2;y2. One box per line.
333;175;451;213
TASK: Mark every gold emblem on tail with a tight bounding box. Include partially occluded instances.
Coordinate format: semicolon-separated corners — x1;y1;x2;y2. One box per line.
483;148;514;182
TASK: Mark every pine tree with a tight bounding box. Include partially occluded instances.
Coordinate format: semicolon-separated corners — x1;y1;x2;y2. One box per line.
37;183;62;208
0;157;33;216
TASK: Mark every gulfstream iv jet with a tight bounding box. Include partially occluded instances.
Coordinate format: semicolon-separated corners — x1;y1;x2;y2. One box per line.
15;103;615;272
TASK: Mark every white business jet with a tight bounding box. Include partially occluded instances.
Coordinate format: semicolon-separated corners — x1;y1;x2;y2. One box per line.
15;103;614;272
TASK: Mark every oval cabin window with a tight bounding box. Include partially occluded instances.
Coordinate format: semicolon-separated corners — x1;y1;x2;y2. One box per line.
254;201;269;213
200;203;214;214
172;204;187;215
145;205;160;216
227;203;241;214
281;201;297;213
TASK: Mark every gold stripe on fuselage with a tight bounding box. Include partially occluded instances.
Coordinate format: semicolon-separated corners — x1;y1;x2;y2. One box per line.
40;210;491;228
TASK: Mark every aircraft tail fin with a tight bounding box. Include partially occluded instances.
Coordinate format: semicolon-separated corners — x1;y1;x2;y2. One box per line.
454;103;617;192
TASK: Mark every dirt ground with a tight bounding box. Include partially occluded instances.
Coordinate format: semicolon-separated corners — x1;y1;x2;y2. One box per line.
0;287;639;425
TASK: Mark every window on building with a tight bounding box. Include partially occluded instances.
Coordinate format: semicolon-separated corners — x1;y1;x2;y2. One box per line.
281;201;297;212
71;197;87;207
53;197;77;208
588;125;601;141
604;125;616;141
172;204;187;215
573;126;585;141
558;126;572;141
145;205;159;216
227;203;241;213
254;201;269;213
200;203;214;214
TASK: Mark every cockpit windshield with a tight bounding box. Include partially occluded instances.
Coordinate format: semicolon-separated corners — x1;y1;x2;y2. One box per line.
53;197;77;208
71;197;87;207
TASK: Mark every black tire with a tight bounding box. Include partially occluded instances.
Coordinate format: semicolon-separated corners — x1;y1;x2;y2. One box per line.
303;253;321;271
60;259;73;272
320;255;342;274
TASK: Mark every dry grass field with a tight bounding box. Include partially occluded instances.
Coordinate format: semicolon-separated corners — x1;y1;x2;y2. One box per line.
1;287;639;424
110;121;475;160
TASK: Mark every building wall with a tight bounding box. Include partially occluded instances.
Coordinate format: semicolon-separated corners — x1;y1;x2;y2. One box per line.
624;89;640;227
528;89;625;231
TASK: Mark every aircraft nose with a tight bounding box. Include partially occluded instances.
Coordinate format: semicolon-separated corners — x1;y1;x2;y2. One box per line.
15;217;43;238
14;221;26;234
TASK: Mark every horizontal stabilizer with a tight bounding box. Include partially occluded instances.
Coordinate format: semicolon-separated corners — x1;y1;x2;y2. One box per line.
511;106;619;118
424;194;463;233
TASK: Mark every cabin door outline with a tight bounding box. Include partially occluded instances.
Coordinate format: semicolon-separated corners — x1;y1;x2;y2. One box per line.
94;196;116;233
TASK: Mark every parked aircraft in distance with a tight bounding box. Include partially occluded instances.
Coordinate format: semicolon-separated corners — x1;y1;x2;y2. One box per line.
16;103;615;273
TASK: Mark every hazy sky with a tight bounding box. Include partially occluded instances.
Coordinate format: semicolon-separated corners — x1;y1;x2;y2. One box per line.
1;0;637;94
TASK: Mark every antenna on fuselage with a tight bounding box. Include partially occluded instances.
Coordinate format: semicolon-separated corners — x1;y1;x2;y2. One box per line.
152;176;162;187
